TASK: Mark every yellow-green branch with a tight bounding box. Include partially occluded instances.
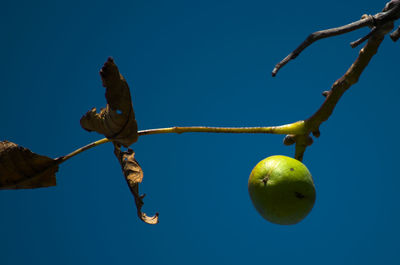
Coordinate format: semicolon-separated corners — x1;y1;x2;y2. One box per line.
57;121;306;163
57;137;111;163
138;121;305;136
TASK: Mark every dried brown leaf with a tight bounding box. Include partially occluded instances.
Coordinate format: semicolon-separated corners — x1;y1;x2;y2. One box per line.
114;145;159;225
0;141;58;189
80;57;138;147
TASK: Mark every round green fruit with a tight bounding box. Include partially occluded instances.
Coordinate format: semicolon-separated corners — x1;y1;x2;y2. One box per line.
248;155;316;225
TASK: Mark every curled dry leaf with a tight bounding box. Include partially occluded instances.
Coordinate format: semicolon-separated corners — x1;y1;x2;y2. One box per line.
0;141;58;189
80;57;138;147
114;144;159;225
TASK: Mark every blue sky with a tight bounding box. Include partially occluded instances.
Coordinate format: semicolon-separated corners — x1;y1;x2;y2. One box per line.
1;0;399;264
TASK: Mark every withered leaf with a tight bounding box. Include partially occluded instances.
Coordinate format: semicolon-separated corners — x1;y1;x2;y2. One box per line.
114;144;159;225
0;141;58;189
80;57;138;147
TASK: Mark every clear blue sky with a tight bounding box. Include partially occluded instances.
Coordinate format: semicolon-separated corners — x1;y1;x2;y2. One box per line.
1;0;399;264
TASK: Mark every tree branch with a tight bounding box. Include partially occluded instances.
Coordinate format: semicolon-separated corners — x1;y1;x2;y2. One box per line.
271;16;374;77
137;122;306;136
304;26;392;133
56;121;307;162
272;0;400;77
281;16;395;160
57;1;400;164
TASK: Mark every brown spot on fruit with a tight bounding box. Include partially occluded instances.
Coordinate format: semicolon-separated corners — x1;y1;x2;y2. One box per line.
262;177;269;187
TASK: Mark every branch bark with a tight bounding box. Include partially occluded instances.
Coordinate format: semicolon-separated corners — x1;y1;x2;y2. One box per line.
272;0;400;77
273;1;398;160
305;26;392;133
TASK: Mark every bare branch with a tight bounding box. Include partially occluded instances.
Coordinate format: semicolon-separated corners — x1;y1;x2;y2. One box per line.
272;0;400;76
294;23;394;160
350;27;377;48
271;17;374;77
270;1;399;160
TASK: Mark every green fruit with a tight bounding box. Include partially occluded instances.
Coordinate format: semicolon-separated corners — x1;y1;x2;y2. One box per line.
248;155;316;225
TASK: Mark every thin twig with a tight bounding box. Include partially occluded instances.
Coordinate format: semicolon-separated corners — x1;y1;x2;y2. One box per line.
56;138;111;163
272;0;400;76
137;122;306;136
56;121;306;163
350;27;377;48
271;16;374;77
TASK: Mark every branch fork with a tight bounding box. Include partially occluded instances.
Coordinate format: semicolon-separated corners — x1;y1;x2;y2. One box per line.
270;0;399;160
